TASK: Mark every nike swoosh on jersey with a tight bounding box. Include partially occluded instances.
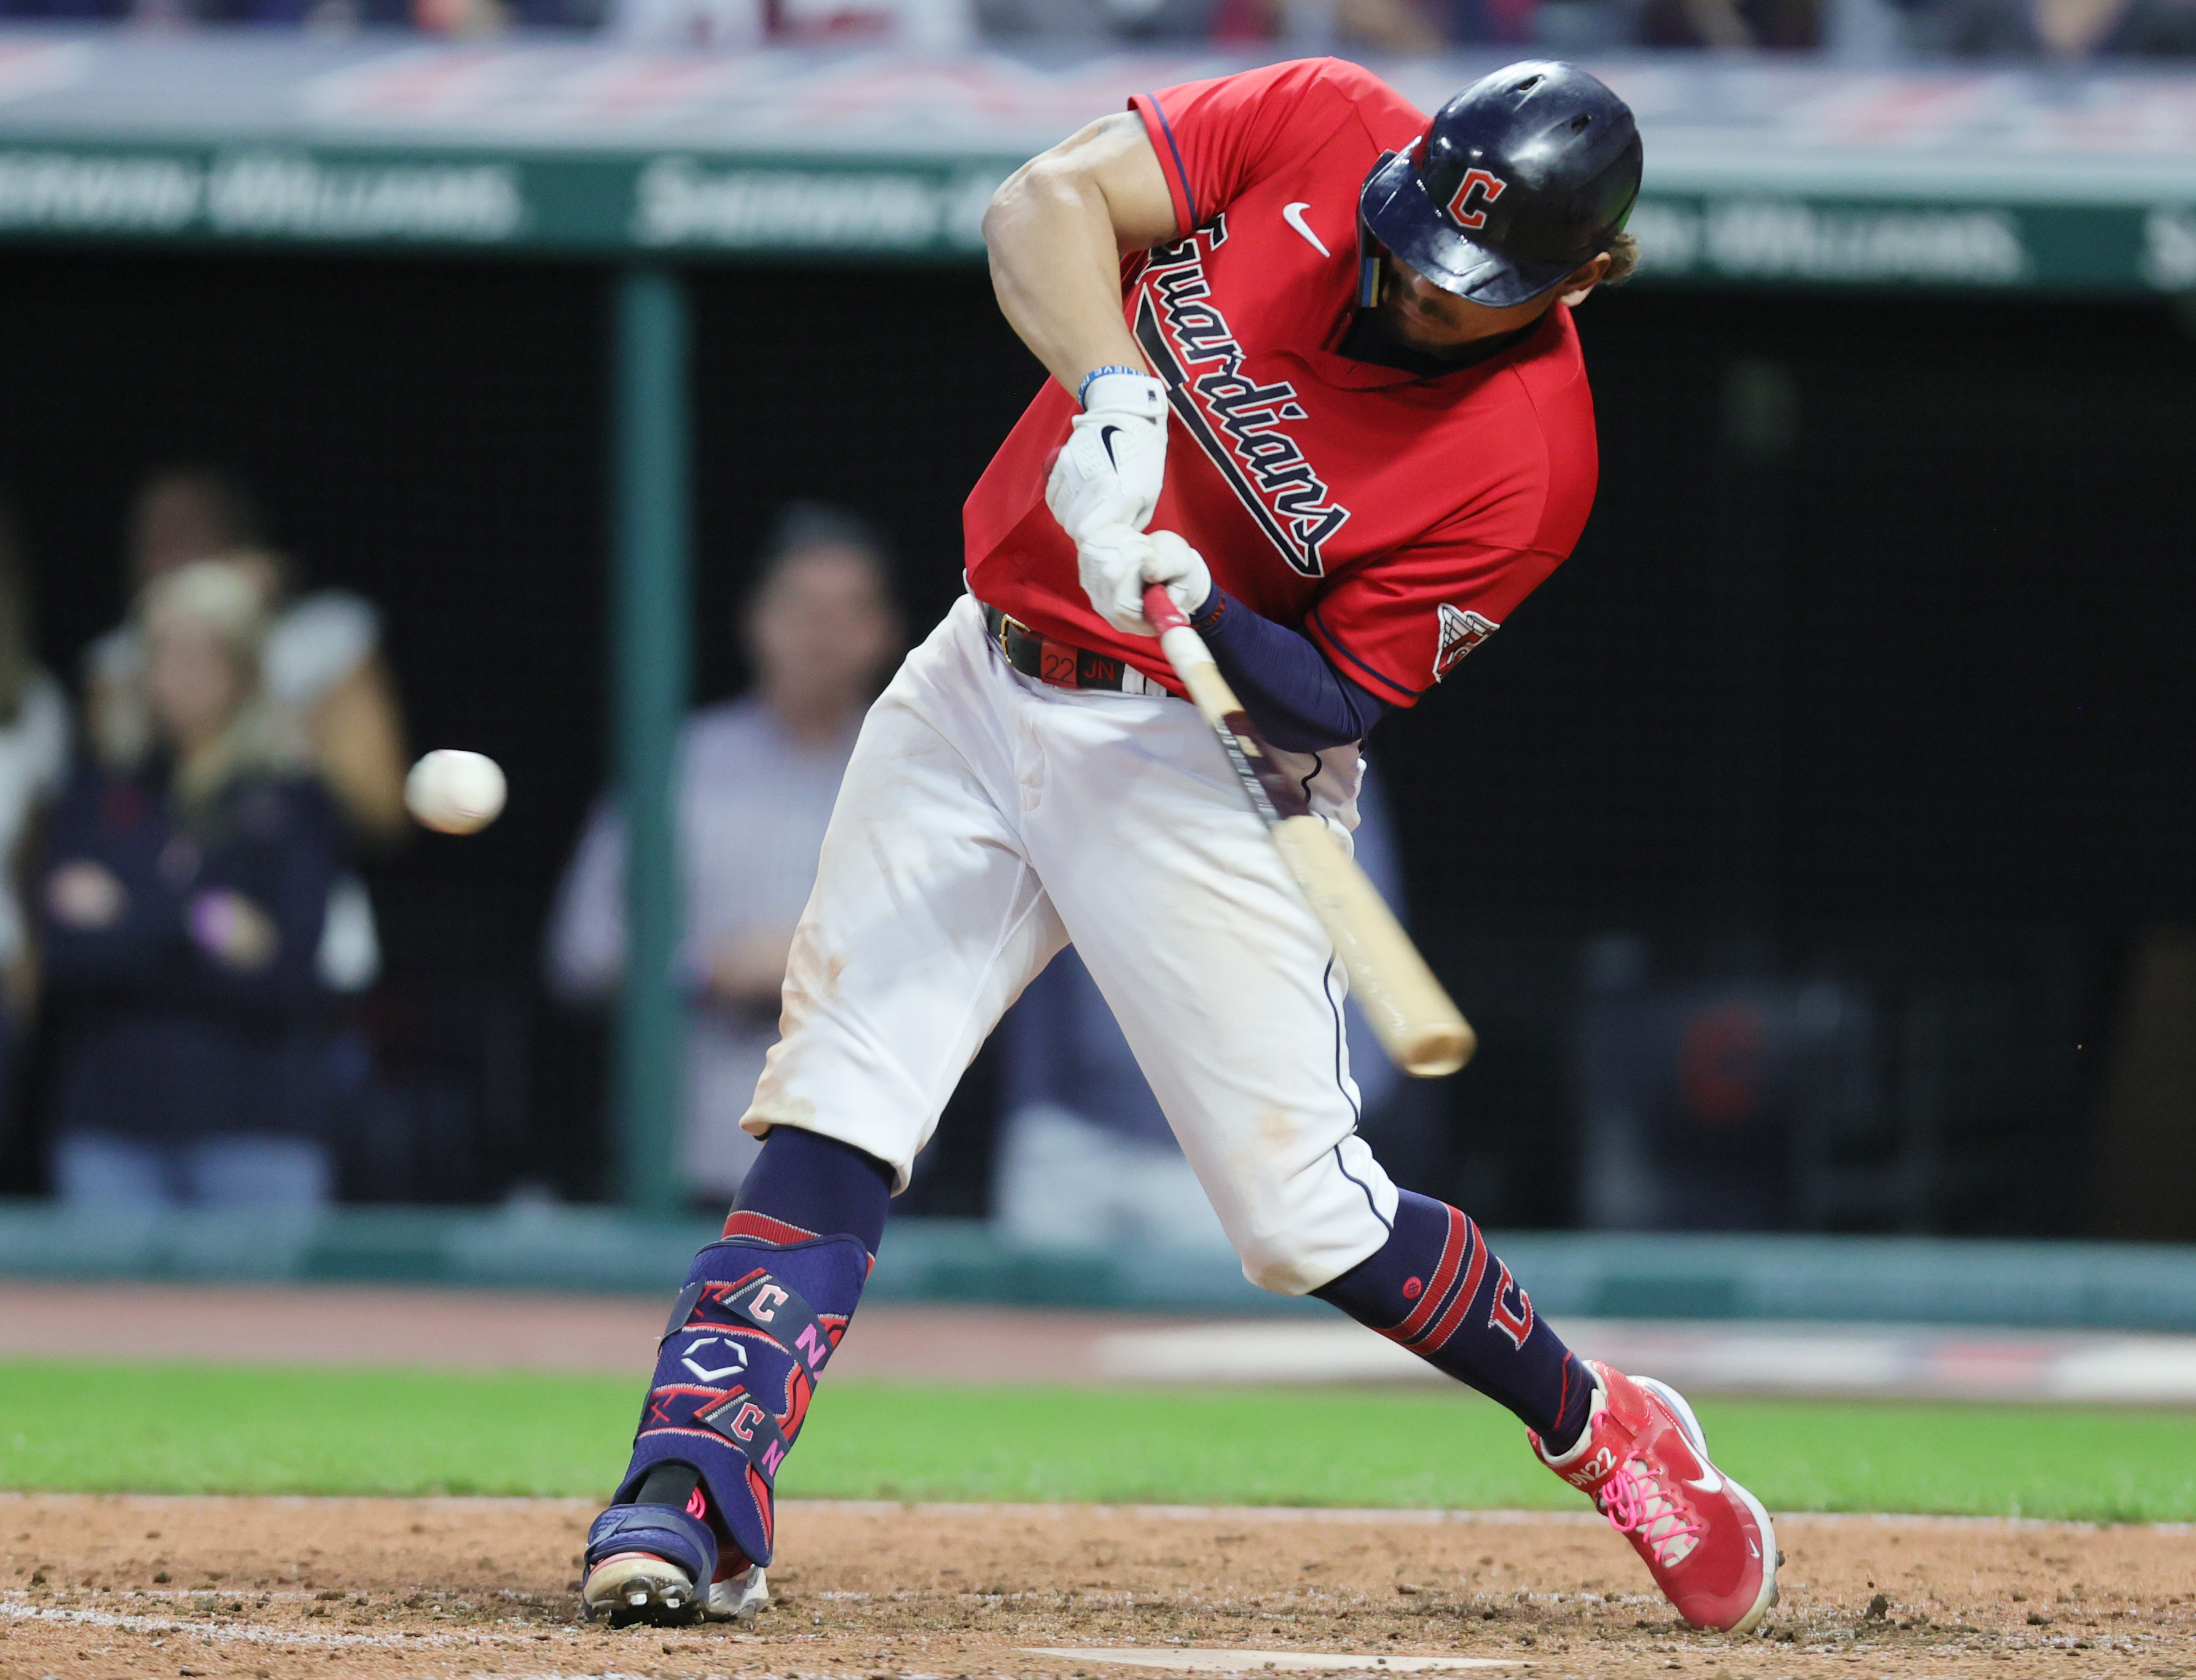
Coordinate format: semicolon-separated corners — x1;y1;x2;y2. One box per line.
1282;201;1331;258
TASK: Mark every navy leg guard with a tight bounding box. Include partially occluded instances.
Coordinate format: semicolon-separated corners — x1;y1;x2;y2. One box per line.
613;1228;869;1569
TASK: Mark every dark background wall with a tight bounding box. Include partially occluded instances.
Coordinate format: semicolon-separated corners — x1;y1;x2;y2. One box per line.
1;245;2190;1232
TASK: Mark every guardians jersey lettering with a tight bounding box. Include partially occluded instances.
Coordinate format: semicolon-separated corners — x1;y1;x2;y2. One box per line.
1132;224;1350;579
961;58;1601;706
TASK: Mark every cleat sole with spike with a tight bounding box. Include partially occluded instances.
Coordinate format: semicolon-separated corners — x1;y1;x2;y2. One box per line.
581;1552;705;1627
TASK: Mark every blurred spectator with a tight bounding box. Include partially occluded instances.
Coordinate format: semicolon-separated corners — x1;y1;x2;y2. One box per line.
87;467;410;855
2086;927;2196;1241
85;468;401;995
0;0;587;28
973;0;1236;44
992;764;1408;1252
1905;0;2196;54
37;560;343;1209
0;496;72;1138
976;0;1449;50
547;504;904;1203
610;0;969;47
1637;0;1818;47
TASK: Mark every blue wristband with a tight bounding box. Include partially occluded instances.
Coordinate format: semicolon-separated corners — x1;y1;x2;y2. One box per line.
1076;365;1142;408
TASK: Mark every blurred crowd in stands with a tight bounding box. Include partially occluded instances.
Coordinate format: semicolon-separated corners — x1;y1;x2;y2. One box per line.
3;471;2182;1241
541;499;1412;1250
0;469;401;1211
4;0;2195;66
0;473;1417;1252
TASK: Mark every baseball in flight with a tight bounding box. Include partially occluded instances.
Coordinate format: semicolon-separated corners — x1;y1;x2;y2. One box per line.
405;749;507;835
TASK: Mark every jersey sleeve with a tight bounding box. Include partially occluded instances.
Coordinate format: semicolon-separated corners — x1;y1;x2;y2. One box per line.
1130;58;1372;236
1302;539;1567;708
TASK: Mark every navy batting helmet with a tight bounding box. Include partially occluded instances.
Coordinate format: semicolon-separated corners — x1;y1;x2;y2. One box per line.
1358;61;1642;310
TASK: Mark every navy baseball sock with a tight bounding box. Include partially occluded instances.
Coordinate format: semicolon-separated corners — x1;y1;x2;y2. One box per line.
594;1130;893;1578
1315;1190;1595;1454
733;1126;893;1254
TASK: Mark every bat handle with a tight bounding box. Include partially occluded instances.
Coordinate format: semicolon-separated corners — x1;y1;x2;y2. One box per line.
1142;582;1230;722
1143;582;1191;636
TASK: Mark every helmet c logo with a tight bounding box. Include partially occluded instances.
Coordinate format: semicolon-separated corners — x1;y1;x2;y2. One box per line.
1445;168;1507;232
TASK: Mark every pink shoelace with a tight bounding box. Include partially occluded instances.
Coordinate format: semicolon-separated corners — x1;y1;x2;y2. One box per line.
1599;1460;1704;1568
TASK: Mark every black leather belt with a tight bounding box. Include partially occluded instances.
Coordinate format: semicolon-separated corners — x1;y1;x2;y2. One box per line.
982;603;1164;696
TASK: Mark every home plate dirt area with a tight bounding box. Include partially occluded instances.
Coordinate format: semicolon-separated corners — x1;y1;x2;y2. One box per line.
3;1496;2191;1680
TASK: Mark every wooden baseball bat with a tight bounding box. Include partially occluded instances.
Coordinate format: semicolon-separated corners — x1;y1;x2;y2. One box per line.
1142;583;1476;1078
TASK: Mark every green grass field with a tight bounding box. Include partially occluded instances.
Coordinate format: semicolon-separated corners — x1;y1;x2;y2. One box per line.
4;1361;2191;1523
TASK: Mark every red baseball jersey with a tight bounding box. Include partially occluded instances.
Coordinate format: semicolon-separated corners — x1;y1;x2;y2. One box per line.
962;55;1602;709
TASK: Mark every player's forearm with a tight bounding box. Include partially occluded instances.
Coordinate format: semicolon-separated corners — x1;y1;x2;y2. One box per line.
984;111;1179;398
984;163;1150;396
1193;589;1390;752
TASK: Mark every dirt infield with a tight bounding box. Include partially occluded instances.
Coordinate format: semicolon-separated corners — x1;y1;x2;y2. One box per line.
2;1496;2191;1680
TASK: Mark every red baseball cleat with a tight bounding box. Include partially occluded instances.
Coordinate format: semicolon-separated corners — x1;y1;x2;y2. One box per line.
1531;1361;1778;1634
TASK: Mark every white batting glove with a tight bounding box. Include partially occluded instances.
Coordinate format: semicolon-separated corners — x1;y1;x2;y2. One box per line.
1145;529;1212;622
1047;371;1168;544
1076;526;1214;638
1076;524;1158;638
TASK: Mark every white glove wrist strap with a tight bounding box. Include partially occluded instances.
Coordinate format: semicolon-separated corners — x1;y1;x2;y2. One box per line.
1078;371;1167;418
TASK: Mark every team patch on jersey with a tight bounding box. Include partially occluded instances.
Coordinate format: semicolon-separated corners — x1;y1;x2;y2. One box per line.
1433;603;1498;678
1131;221;1351;579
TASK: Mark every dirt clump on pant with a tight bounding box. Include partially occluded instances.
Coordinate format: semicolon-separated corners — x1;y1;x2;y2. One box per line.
2;1494;2189;1679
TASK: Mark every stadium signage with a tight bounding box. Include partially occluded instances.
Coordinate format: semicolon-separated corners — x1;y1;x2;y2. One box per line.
0;149;199;233
3;41;2195;290
630;156;999;251
0;141;2192;297
207;153;524;243
2143;207;2196;291
1625;192;2194;295
0;146;522;243
1630;198;2033;287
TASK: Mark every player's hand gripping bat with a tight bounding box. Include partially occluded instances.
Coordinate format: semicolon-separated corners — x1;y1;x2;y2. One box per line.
1141;583;1476;1078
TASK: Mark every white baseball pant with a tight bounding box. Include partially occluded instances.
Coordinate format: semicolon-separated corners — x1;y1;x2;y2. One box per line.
741;593;1399;1295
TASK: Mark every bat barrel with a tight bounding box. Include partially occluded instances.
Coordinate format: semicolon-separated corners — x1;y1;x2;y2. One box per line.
1142;580;1478;1079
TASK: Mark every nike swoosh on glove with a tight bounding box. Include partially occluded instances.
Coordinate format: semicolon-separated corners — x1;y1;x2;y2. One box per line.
1046;372;1168;544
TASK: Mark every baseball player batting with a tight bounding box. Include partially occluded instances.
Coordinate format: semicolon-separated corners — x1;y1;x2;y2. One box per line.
580;57;1778;1639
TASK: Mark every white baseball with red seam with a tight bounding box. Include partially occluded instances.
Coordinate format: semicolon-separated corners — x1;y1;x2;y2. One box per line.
406;749;507;835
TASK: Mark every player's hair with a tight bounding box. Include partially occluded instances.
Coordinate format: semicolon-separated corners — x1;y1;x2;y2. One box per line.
1601;232;1641;287
133;464;270;551
136;557;305;806
750;501;900;611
